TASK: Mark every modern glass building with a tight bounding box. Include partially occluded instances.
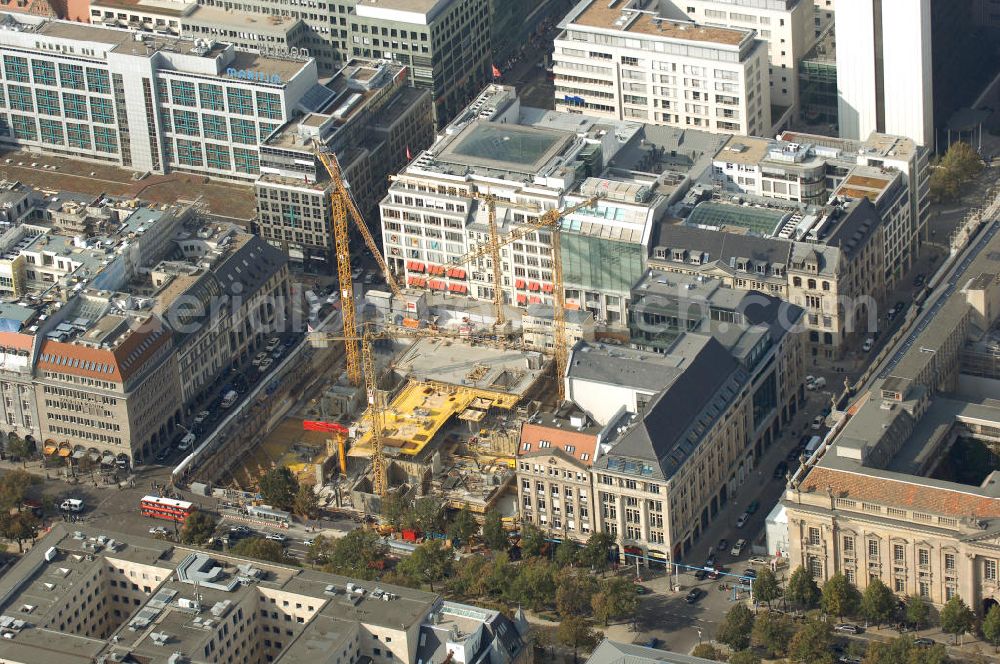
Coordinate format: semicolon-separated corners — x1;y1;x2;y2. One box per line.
0;12;318;181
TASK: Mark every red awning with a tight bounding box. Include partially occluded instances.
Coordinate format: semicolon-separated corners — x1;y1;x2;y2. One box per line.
428;265;446;276
516;294;528;305
448;283;468;294
528;282;540;291
407;261;425;272
428;279;447;290
515;278;526;289
529;295;542;304
447;267;466;279
541;283;554;293
407;276;427;287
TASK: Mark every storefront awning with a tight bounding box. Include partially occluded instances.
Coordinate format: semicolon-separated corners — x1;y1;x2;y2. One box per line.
57;447;72;457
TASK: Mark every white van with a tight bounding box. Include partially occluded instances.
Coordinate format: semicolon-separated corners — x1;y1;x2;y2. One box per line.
60;498;84;512
178;433;196;451
220;390;238;408
804;435;823;457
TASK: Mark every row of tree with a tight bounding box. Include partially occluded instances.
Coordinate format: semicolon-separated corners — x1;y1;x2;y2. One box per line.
929;141;984;203
257;467;319;518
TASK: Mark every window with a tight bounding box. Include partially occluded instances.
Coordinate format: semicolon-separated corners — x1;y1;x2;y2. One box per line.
59;63;85;90
86;68;110;94
230;118;256;144
35;89;60;116
945;553;955;571
170;79;196;106
894;578;905;592
10;115;36;141
8;86;33;112
256;91;282;119
31;60;56;86
893;544;904;562
986;559;997;581
3;56;28;83
205;143;230;170
66;123;90;150
918;581;929;598
233;147;259;175
63;93;88;120
808;555;822;579
199;83;225;111
808;527;821;546
918;549;929;566
842;536;854;553
868;539;879;558
39;118;63;146
90;98;114;124
172;109;200;136
202;113;228;141
93;126;118;153
227;87;254;115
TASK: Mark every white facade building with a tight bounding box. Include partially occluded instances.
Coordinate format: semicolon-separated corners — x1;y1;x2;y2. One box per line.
661;0;813;113
553;0;771;136
0;12;318;181
834;0;934;146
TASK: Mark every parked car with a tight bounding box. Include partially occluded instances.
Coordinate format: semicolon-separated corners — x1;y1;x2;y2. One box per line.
265;337;281;352
748;556;768;566
716;538;729;552
742;568;757;579
155;448;171;463
685;588;704;604
730;539;746;556
258;358;273;373
913;637;935;647
707;567;723;580
148;526;167;536
862;337;874;352
643;637;661;649
193;411;210;426
804;375;816;387
252;351;268;367
913;273;926;288
221;390;239;408
177;432;196;451
693;568;709;580
303;539;314;547
812;376;827;390
229;525;253;538
735;512;750;528
834;624;863;634
812;415;826;430
265;533;287;543
705;553;717;568
633;584;650;596
60;498;84;512
773;461;788;479
746;500;760;514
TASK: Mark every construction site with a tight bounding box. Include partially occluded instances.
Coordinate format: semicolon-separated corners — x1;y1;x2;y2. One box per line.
184;148;590;525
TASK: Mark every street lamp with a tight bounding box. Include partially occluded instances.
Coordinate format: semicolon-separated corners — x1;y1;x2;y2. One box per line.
696;628;702;645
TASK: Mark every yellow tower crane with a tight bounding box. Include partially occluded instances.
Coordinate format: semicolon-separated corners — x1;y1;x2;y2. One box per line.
315;149;402;386
450;196;599;402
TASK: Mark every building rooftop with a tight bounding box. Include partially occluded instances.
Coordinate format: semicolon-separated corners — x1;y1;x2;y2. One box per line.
569;0;750;46
438;121;575;175
587;638;718;664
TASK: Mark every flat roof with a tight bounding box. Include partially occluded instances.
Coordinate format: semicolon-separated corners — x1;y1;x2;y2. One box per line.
439;121;574;174
717;135;772;166
572;0;749;46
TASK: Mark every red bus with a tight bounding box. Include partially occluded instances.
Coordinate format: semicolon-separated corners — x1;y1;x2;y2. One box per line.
140;495;196;522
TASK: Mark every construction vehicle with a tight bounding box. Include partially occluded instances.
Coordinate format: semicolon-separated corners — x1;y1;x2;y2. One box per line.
450;196;599;402
302;420;350;476
315;149;401;386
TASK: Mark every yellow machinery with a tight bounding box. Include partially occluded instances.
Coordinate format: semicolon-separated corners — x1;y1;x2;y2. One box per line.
450;197;599;402
315;149;401;385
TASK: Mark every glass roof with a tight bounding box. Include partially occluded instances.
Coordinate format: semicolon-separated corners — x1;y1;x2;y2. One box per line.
687;202;789;236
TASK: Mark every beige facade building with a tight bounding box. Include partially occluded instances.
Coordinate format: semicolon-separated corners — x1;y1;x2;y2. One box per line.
785;220;1000;616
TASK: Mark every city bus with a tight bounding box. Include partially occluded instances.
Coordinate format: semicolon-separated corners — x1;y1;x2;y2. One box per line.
139;495;196;522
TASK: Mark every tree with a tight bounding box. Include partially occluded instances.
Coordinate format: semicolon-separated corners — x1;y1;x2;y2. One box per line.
380;490;411;530
0;470;38;511
940;595;975;644
309;528;388;580
786;566;821;611
258;467;298;511
579;531;614;572
862;636;948;664
860;577;896;628
520;522;546;558
821;572;859;619
555;616;598;663
447;504;477;544
728;649;762;664
293;484;320;520
690;644;724;660
398;540;453;591
5;433;32;467
787;619;835;664
590;576;638;626
410;496;445;534
482;509;508;550
508;559;557;611
180;511;217;545
231;537;295;564
751;611;792;658
0;512;37;552
982;604;1000;651
930;141;983;203
555;572;597;618
716;602;754;650
751;567;781;608
906;594;931;630
554;540;579;568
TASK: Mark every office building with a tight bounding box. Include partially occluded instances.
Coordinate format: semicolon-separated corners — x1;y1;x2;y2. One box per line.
90;0;491;125
660;0;814;115
553;0;771;136
255;59;434;265
0;524;531;664
0;12;319;182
